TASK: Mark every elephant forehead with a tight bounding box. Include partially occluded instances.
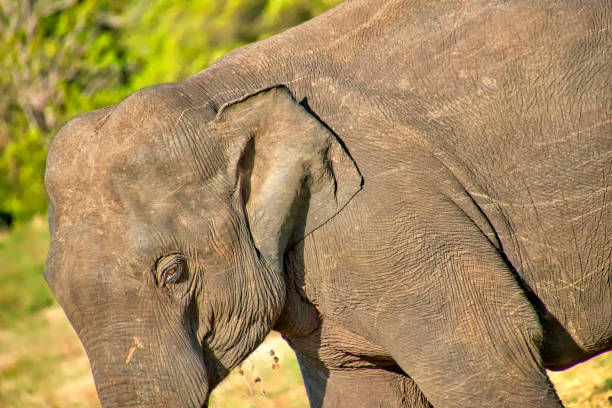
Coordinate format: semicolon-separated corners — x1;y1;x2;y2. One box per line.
47;90;226;207
100;97;227;186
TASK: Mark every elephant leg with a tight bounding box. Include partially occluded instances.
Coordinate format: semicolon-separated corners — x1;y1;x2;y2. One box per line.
374;218;563;407
295;353;432;408
283;318;432;407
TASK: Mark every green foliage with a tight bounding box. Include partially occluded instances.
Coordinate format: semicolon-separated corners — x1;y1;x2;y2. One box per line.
0;0;343;222
0;0;130;221
0;126;48;220
0;216;52;327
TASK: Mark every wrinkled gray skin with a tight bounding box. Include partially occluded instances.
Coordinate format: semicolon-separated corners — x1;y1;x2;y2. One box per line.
45;0;612;407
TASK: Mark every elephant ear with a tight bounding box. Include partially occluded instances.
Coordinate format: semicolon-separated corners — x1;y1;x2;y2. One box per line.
215;86;362;272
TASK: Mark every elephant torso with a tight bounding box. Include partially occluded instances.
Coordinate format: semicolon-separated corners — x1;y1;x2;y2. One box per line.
194;0;612;368
183;0;610;378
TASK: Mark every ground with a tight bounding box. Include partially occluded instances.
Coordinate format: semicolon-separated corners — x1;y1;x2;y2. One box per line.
1;217;610;408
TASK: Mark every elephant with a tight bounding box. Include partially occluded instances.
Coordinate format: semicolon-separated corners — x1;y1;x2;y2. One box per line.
44;0;612;407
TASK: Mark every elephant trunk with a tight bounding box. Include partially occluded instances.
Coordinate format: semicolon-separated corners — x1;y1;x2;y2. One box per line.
81;315;210;408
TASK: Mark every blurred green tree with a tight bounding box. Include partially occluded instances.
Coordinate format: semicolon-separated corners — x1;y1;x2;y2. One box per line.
0;0;130;221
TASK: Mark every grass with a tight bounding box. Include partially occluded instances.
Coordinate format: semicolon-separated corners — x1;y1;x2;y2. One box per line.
1;217;610;407
550;352;612;408
0;307;99;408
209;334;308;408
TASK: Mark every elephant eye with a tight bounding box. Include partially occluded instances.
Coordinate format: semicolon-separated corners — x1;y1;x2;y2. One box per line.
156;254;187;287
164;264;182;283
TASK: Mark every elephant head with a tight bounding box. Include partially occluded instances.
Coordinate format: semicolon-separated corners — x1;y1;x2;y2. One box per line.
44;84;361;407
